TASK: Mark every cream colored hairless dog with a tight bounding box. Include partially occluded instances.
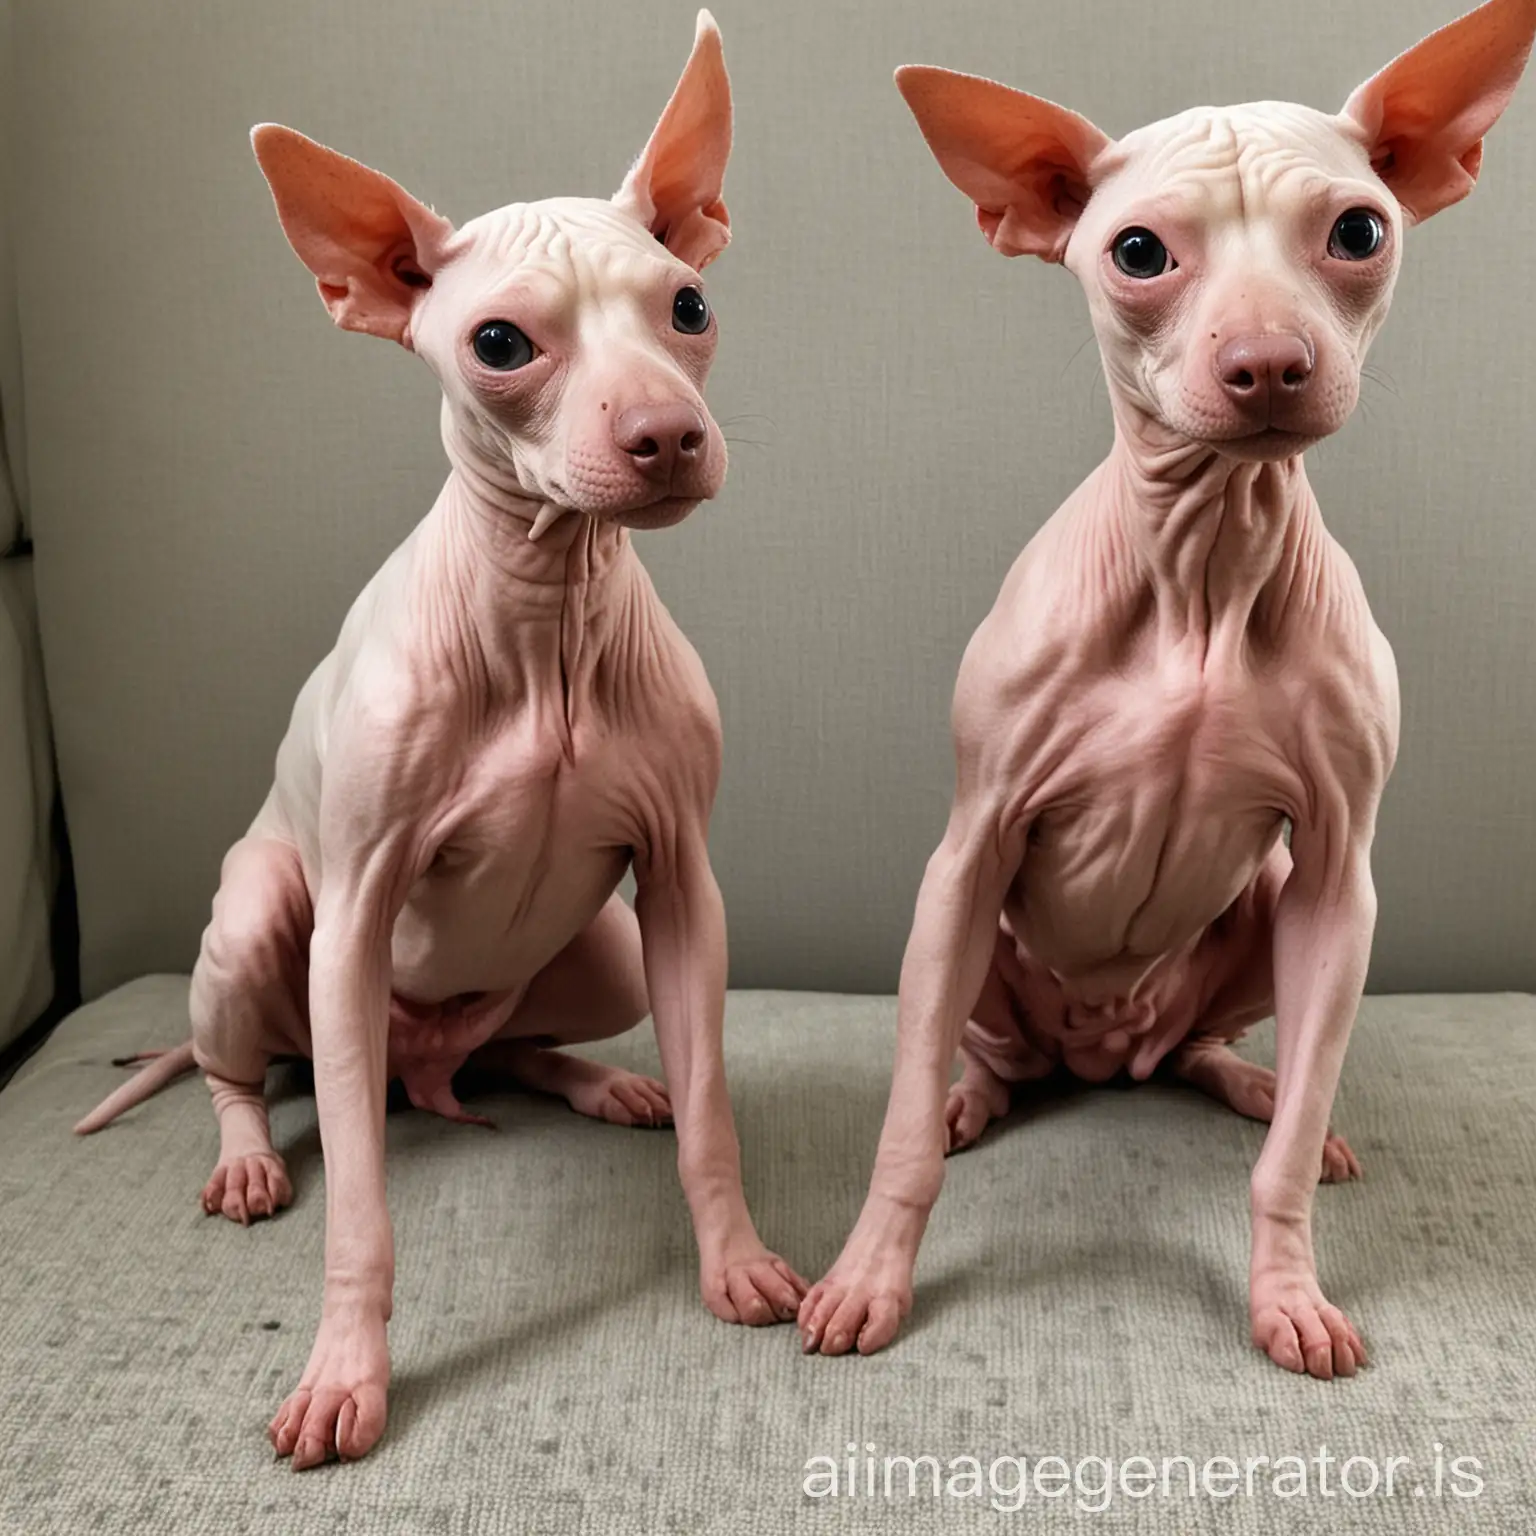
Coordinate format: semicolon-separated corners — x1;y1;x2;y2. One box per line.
76;13;806;1469
802;0;1534;1377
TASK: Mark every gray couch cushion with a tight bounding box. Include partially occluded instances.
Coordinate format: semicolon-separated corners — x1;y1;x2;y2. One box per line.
0;555;53;1046
13;2;1536;1001
4;980;1533;1533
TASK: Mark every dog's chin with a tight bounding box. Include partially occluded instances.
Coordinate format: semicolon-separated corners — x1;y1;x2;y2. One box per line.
1205;426;1328;463
607;494;709;530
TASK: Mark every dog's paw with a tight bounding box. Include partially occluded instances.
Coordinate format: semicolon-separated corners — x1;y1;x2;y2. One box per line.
201;1152;293;1224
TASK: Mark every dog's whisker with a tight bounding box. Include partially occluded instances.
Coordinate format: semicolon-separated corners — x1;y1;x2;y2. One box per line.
1361;366;1400;400
1061;332;1100;381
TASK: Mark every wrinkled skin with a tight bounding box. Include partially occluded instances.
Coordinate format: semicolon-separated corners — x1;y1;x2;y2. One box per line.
803;0;1533;1378
76;12;804;1470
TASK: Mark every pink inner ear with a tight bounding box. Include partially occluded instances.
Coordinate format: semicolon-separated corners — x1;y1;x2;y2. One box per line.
896;67;1110;264
252;124;453;345
391;252;432;290
651;199;730;273
1342;0;1536;222
614;15;733;271
979;164;1093;261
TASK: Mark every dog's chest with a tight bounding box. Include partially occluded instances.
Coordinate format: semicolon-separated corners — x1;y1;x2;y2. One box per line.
390;704;657;991
1103;647;1288;799
1016;641;1298;960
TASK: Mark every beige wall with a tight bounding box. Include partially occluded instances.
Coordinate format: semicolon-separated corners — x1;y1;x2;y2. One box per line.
11;0;1536;998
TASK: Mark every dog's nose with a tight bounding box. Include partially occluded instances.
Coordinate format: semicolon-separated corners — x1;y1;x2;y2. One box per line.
1215;334;1314;411
613;403;707;485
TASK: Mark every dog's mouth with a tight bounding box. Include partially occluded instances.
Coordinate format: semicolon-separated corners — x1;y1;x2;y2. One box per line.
540;479;717;528
1203;424;1328;462
1164;385;1346;464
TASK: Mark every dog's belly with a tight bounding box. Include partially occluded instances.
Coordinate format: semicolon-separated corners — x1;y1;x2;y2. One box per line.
1013;795;1285;986
984;797;1285;1083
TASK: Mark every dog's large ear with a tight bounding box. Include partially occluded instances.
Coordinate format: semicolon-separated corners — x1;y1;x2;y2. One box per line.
613;9;732;271
895;66;1111;263
1342;0;1536;224
251;125;455;346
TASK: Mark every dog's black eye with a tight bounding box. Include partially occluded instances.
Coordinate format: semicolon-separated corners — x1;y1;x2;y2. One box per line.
1328;208;1385;261
472;321;535;370
672;286;711;334
1111;228;1175;279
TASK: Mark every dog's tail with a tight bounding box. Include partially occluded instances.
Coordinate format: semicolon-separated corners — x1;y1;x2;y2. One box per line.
73;1041;198;1134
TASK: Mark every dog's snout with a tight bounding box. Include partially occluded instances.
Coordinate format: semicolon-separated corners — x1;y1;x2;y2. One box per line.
614;403;707;484
1215;335;1314;409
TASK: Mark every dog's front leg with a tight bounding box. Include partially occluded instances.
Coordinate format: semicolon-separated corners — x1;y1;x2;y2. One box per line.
801;804;1022;1356
1249;819;1378;1380
635;822;807;1328
266;710;436;1471
266;875;402;1469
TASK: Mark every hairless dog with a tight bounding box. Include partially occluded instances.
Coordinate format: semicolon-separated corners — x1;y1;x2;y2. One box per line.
801;0;1534;1378
76;11;805;1469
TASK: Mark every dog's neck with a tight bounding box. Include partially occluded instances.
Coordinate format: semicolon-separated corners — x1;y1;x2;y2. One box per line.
443;406;630;572
1096;399;1328;657
429;421;637;700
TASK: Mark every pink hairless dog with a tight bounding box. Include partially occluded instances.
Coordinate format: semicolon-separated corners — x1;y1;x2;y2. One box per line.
802;0;1535;1377
76;12;805;1468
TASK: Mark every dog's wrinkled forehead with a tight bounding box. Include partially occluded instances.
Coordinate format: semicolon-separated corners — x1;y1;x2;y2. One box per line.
443;196;686;301
1093;102;1377;218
